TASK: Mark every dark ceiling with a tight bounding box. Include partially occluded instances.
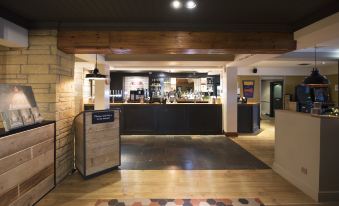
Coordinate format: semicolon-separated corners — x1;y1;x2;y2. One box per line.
0;0;338;32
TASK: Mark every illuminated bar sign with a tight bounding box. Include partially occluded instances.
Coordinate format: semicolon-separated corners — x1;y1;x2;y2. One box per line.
92;111;114;124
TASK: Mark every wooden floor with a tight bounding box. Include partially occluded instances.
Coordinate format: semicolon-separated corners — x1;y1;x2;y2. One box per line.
37;120;338;206
233;120;275;167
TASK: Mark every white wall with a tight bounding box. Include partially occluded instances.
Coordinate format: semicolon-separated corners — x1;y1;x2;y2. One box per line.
238;65;338;76
0;17;28;48
274;110;321;201
124;76;149;96
75;62;94;104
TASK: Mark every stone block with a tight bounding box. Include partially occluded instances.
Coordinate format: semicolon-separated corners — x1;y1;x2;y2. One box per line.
49;65;73;76
29;83;51;89
22;49;51;55
21;65;49;74
0;65;21;74
28;74;58;83
0;74;16;79
27;45;51;50
32;88;49;94
16;74;27;79
59;109;74;119
29;30;57;36
28;55;59;65
49;104;56;112
29;35;57;46
41;111;55;120
34;93;57;103
56;146;72;162
49;84;56;93
0;50;22;55
3;55;28;65
4;79;27;84
61;57;75;69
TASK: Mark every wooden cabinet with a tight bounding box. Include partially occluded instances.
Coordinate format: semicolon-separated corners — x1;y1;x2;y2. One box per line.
0;122;55;206
75;110;121;179
237;103;261;133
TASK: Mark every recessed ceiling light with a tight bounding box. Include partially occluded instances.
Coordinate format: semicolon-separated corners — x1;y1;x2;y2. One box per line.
186;0;197;9
171;0;182;9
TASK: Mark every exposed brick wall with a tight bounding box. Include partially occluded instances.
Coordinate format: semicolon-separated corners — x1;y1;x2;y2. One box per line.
0;30;75;183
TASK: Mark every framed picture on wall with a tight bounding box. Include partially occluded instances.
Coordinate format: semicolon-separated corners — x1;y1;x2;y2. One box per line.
0;110;24;131
31;107;44;123
243;80;255;98
20;108;35;126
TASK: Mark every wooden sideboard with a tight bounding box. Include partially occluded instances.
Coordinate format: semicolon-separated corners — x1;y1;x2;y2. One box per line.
75;110;121;179
0;122;55;206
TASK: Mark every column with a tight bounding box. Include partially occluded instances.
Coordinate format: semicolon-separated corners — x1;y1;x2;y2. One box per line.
222;66;238;137
94;64;110;110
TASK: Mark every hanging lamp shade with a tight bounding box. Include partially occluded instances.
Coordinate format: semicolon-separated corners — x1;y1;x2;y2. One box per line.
85;54;106;80
303;47;329;85
303;68;329;85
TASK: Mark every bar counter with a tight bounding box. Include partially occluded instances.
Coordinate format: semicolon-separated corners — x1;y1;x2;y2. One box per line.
84;103;223;135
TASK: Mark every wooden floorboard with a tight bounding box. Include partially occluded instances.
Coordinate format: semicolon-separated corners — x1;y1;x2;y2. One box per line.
37;120;338;206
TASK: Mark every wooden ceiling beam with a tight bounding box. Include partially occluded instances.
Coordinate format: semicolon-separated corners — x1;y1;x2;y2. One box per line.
104;54;235;62
57;31;296;55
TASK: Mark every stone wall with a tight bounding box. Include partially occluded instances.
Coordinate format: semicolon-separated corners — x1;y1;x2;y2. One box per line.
0;30;75;183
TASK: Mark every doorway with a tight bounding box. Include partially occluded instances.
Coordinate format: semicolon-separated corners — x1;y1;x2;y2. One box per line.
270;81;284;117
260;79;284;118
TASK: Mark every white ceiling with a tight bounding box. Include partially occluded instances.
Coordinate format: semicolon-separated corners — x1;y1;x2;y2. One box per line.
251;45;339;69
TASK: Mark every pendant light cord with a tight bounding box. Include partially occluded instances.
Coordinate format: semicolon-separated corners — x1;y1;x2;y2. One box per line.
95;53;98;69
314;46;317;71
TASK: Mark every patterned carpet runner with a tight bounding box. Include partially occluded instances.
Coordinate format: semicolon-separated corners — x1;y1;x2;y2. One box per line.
95;198;265;206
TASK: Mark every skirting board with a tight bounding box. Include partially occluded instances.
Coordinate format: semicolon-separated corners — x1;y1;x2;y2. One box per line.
225;132;238;137
273;162;319;201
319;191;339;202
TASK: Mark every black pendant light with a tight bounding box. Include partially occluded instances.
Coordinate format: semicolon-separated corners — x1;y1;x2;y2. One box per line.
303;47;329;85
85;54;107;80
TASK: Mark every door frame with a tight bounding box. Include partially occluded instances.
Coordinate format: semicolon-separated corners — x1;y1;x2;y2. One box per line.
259;77;284;118
270;81;284;117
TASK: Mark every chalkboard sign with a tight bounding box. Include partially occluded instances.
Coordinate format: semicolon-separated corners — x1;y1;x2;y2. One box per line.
92;111;114;124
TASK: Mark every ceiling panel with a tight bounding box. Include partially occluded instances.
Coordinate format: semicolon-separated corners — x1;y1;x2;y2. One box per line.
0;0;337;31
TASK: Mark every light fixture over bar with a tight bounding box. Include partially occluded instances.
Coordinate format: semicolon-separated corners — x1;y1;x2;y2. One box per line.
186;0;197;9
85;54;107;80
171;0;182;9
171;0;197;10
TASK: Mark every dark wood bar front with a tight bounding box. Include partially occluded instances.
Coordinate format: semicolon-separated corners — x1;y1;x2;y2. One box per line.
237;103;261;133
85;104;222;135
